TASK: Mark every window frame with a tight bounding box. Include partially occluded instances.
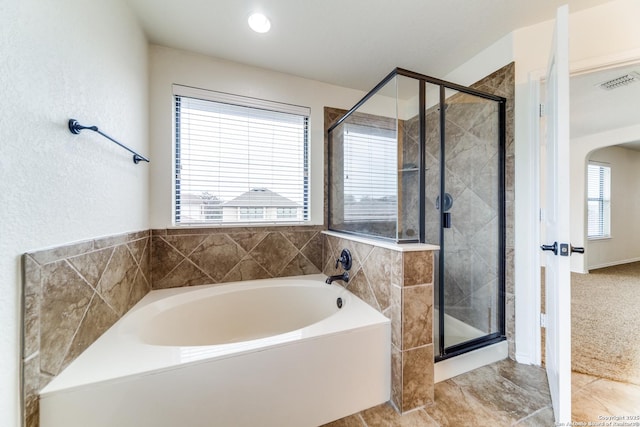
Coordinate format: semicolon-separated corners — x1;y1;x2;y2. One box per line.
586;161;611;240
172;84;311;227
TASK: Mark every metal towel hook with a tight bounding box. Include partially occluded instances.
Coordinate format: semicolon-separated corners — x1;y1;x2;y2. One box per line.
68;119;150;164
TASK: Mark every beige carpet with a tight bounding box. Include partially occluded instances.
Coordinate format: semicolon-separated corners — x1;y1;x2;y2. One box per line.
571;262;640;385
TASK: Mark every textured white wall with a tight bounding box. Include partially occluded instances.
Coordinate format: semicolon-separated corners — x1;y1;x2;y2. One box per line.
148;45;376;228
0;1;149;425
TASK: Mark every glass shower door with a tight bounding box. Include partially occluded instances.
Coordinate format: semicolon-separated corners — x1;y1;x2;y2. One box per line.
439;88;504;355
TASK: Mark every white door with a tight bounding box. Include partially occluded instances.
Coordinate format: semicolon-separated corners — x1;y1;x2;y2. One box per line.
541;5;572;424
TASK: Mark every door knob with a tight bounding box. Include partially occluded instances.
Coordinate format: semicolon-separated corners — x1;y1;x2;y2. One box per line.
571;245;585;254
540;242;558;255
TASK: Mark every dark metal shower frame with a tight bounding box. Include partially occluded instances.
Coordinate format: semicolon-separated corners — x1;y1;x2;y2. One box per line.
327;67;507;361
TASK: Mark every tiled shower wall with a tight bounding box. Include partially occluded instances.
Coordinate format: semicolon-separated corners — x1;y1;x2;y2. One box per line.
323;233;435;413
22;230;151;427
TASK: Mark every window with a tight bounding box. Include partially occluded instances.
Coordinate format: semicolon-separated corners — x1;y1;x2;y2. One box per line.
277;207;298;219
587;162;611;238
173;85;310;225
343;124;397;222
239;207;264;220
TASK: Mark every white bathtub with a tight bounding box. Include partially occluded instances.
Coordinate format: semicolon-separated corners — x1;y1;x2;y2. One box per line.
39;274;391;427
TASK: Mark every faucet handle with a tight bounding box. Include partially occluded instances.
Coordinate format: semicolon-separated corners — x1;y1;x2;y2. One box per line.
335;249;352;270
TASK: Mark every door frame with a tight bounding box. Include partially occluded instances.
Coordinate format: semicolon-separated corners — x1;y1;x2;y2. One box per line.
525;47;640;366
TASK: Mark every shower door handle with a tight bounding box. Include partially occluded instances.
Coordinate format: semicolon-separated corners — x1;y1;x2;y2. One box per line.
442;212;451;228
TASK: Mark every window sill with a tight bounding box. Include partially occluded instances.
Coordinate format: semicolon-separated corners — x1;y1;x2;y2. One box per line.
588;236;612;241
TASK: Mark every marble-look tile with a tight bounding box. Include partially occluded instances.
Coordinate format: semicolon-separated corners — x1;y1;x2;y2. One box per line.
154;259;212;289
402;345;434;411
127;269;150;310
23;255;42;359
403;285;433;349
29;240;94;265
391;345;403;411
249;232;298;276
162;234;208;257
96;245;138;315
403;251;433;286
514;406;555;426
320;413;365;427
388;284;402;349
450;363;550;421
127;237;148;265
300;231;324;271
189;234;247;282
425;380;514;426
350;241;374;268
228;232;268;253
279;252;321;277
138;237;151;284
362;247;401;310
490;358;550;400
221;255;272;283
23;292;40;358
60;294;118;371
361;403;439;426
281;230;318;250
40;260;94;375
505;292;515;340
93;233;131;249
150;236;185;283
450;187;495;241
347;270;380;311
23;355;40;427
23;255;41;296
67;247;113;289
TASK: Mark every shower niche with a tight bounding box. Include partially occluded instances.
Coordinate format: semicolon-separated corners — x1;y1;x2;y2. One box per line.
328;68;507;361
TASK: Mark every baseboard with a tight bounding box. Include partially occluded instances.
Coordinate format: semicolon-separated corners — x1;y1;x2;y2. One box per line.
588;257;640;271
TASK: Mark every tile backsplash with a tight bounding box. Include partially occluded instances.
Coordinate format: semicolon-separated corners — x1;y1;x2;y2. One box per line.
151;226;324;289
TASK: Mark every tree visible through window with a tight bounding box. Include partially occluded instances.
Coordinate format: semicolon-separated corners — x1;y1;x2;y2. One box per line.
587;163;611;238
173;85;310;225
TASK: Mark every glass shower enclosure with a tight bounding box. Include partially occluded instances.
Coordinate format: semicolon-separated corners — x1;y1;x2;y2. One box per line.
328;68;506;360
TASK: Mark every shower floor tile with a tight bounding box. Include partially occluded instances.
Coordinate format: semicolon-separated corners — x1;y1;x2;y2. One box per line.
323;360;640;426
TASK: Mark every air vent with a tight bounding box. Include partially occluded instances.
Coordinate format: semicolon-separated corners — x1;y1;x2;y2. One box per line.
597;71;640;90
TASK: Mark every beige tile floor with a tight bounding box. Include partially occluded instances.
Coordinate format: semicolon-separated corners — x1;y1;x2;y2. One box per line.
323;359;640;427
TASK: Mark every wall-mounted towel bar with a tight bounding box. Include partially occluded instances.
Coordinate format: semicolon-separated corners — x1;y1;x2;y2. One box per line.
68;119;150;164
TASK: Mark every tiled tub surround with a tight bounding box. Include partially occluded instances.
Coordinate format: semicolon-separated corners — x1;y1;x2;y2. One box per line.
22;230;151;427
323;231;437;413
150;226;324;288
23;225;325;427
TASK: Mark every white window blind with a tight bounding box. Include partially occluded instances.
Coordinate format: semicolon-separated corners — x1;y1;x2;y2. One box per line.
343;124;397;222
587;163;611;238
173;85;310;225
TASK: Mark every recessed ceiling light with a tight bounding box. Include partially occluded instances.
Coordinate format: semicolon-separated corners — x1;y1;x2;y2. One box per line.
248;13;271;33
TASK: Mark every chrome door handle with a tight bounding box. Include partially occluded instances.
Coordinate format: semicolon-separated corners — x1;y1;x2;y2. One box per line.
540;242;558;255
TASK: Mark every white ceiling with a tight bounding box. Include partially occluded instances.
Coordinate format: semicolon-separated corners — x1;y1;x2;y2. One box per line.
571;63;640;149
125;0;614;92
125;0;639;147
